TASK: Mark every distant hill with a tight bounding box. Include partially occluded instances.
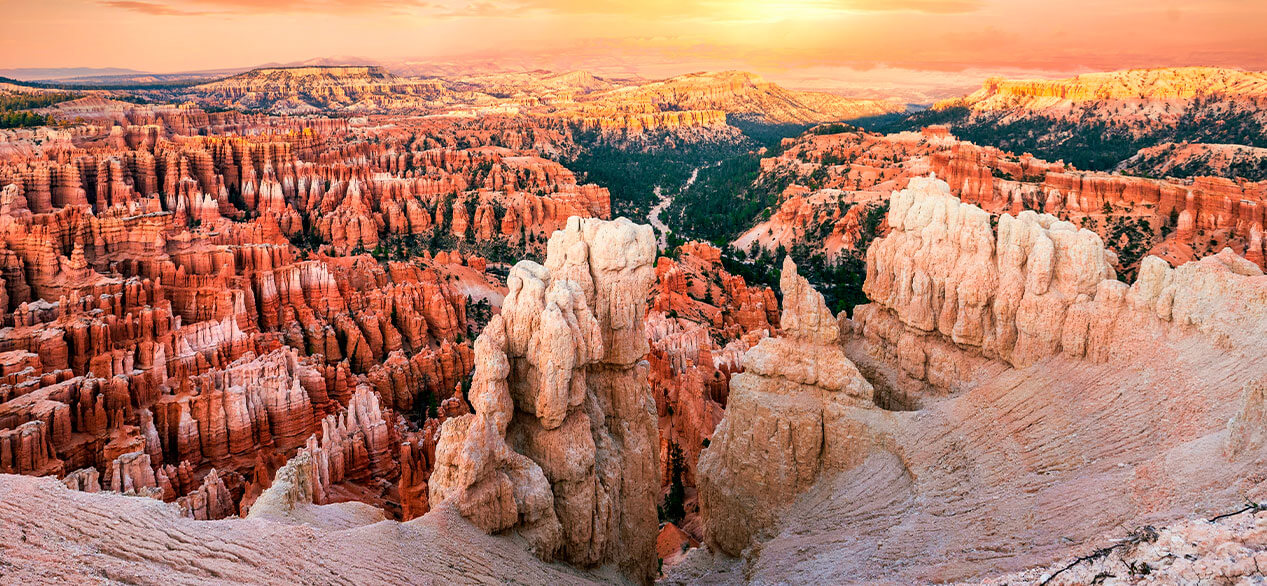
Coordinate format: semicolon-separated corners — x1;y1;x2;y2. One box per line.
575;70;905;125
867;67;1267;175
184;66;454;113
0;67;147;81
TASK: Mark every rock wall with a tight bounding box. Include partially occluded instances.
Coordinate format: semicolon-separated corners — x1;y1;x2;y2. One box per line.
429;216;660;583
645;241;777;540
948;67;1267;112
697;257;883;555
740;126;1267;275
930;142;1267;271
688;175;1267;583
855;175;1267;386
0;107;537;523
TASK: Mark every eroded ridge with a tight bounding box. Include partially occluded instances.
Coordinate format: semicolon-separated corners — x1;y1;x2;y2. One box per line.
429;216;661;584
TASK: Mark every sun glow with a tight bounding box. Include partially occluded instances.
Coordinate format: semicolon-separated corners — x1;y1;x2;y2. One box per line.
0;0;1263;98
720;0;855;23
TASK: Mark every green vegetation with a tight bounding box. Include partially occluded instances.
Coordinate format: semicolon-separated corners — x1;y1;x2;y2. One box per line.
719;201;889;316
1104;215;1156;281
286;228;324;252
0;110;48;128
0;75;200;91
564;120;807;221
1125;145;1267;182
565;138;745;219
407;387;442;425
991;167;1045;183
0;92;81;128
656;121;809;245
727;117;810;149
663;154;790;245
369;231;544;266
566;118;897;317
657;442;687;524
1224;157;1267;181
466;296;493;335
861;99;1267;178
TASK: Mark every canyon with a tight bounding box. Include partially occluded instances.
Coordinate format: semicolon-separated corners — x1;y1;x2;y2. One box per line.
1;63;1266;585
740;125;1267;282
169;67;903;139
880;67;1267;177
676;177;1267;583
0;95;619;527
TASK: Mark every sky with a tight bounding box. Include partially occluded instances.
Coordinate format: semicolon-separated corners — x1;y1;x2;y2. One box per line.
4;0;1266;100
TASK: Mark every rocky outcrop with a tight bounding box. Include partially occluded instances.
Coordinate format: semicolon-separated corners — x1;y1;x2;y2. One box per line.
929;142;1267;272
177;468;235;520
644;241;779;539
0;472;613;584
0;105;536;523
948;67;1267;112
245;447;386;530
697;257;882;555
187;66;449;114
855;175;1267;387
109;451;161;497
573;71;903;126
303;386;395;504
920;67;1267;193
680;177;1267;582
1224;378;1267;459
650;241;778;337
981;512;1267;586
429;216;660;583
1117;142;1267;182
743;124;1267;275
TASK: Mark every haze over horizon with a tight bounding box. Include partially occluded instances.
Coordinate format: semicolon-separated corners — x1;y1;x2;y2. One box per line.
5;0;1266;100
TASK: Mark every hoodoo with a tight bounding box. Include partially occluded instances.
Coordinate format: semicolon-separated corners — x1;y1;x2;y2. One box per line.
698;256;885;555
2;4;1267;579
429;216;662;583
680;176;1267;583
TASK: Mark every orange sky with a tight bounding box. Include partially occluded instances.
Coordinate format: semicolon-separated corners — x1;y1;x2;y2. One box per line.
3;0;1265;98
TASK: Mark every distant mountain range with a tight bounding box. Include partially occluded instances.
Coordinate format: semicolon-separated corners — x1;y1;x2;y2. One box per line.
0;67;150;81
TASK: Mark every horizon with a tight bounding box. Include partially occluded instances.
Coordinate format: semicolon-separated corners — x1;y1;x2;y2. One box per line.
4;62;1262;105
5;0;1266;101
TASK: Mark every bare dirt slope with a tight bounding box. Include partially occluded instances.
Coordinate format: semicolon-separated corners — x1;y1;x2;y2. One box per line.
0;474;616;585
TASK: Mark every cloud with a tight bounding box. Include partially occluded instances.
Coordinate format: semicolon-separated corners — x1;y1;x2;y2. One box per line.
99;1;210;15
100;0;439;16
99;0;981;18
503;0;984;18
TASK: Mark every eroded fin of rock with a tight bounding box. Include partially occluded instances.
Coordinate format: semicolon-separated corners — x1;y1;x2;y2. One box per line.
429;216;660;584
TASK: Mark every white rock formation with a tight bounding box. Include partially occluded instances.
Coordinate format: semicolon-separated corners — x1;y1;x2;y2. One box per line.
429;216;660;583
855;175;1267;387
698;257;883;555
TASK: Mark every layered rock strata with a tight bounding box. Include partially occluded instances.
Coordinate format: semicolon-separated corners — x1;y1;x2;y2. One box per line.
855;175;1267;384
740;125;1267;275
690;175;1267;583
698;257;883;555
429;216;660;583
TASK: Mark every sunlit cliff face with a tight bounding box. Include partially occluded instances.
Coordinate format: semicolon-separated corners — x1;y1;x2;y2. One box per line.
2;0;1265;98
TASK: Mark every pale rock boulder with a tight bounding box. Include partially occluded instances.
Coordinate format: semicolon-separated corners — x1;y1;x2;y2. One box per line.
860;175;1116;370
685;176;1267;581
247;449;386;531
430;216;660;584
698;257;886;556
